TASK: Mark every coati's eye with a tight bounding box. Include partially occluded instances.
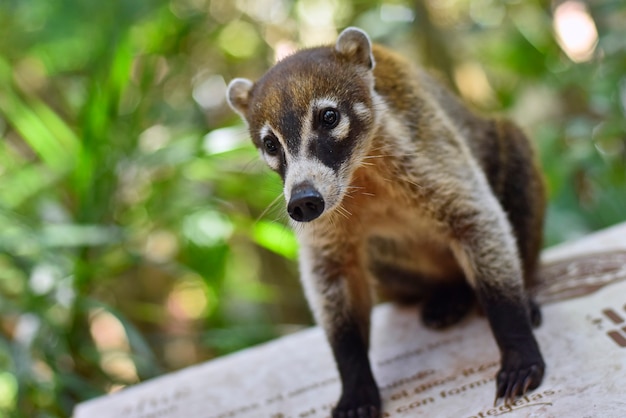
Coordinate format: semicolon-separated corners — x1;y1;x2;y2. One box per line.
263;135;279;155
319;108;339;129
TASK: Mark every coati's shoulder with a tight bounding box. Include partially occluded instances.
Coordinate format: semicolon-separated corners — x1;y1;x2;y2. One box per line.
370;43;484;134
370;41;542;207
369;44;423;113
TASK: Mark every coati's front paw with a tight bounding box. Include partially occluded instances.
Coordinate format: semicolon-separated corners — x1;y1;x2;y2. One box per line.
495;349;545;405
332;388;381;418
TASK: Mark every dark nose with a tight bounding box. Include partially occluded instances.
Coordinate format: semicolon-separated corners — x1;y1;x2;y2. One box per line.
287;184;325;222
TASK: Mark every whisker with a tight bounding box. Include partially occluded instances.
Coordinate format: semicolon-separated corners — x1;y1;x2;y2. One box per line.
327;213;337;229
336;210;350;221
403;179;424;189
267;204;290;225
255;193;285;223
345;187;375;199
361;154;389;160
362;151;423;160
335;205;352;221
290;220;304;236
339;206;352;216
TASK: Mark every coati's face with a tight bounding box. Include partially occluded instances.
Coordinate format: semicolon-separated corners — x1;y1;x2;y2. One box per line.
227;28;376;223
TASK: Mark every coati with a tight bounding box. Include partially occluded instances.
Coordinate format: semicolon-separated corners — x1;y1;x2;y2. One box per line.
227;27;546;418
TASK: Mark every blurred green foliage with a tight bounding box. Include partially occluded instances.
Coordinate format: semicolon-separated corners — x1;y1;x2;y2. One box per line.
0;0;624;416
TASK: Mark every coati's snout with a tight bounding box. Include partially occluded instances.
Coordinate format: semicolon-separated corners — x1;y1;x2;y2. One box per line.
287;182;325;222
282;159;341;223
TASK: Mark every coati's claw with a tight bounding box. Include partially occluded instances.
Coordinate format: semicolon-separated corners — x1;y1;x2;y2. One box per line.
495;361;544;406
332;405;380;418
333;388;381;418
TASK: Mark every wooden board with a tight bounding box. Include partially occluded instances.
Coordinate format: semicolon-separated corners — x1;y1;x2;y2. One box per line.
74;223;626;418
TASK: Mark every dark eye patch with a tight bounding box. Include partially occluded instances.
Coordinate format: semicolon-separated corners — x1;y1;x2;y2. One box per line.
308;103;370;173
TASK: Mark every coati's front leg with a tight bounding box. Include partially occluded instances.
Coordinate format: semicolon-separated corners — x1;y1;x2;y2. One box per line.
330;315;380;418
449;198;545;405
299;248;380;418
476;282;545;403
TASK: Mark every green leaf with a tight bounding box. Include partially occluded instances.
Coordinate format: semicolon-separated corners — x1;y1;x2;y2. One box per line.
0;81;76;174
251;220;298;260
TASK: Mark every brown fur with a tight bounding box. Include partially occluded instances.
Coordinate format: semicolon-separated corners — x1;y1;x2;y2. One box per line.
227;27;546;418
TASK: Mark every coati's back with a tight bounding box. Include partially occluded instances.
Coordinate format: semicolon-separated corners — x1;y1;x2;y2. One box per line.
370;44;545;287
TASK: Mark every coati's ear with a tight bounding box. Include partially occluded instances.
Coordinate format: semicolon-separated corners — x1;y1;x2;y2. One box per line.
226;78;254;117
335;27;375;70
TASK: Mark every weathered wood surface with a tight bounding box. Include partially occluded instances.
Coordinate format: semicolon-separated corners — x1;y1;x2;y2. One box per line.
74;223;626;418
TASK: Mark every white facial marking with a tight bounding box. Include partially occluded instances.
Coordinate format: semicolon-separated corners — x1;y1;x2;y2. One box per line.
284;156;341;213
331;114;350;141
352;102;370;120
313;97;338;111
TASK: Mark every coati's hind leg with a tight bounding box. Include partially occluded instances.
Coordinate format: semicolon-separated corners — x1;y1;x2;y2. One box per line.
421;281;474;329
371;263;474;329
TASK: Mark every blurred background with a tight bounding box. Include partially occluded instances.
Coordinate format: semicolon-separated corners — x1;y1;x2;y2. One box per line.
0;0;624;416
